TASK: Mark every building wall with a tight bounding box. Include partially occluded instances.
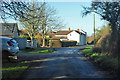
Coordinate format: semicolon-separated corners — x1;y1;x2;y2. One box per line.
14;38;37;49
83;34;86;45
79;34;86;45
55;35;67;37
67;31;86;45
80;34;84;45
67;31;80;44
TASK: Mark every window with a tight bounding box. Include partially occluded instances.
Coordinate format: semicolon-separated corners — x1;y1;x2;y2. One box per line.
10;39;16;43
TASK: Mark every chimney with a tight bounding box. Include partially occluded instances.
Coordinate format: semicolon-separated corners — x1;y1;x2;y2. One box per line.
69;27;70;31
77;29;80;32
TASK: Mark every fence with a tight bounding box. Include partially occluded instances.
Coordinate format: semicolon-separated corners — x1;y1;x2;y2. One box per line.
27;39;37;48
14;38;27;49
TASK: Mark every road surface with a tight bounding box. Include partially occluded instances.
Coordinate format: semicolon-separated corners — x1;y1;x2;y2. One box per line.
18;46;113;80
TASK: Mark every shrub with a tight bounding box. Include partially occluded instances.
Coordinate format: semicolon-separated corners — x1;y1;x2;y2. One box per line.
19;35;30;39
92;47;101;53
49;40;62;47
90;53;99;58
46;38;52;41
34;37;42;39
61;40;77;47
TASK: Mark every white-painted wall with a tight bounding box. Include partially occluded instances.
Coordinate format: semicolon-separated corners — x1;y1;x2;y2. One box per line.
67;31;86;45
67;31;80;44
55;35;67;37
54;31;86;45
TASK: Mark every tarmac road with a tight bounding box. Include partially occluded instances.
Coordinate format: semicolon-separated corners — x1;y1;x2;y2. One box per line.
19;46;113;80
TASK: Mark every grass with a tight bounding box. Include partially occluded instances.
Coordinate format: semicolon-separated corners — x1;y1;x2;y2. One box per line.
82;46;119;76
82;46;93;56
2;61;30;79
20;48;56;54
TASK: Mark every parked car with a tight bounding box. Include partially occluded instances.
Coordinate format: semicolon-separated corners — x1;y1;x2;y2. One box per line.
0;37;19;61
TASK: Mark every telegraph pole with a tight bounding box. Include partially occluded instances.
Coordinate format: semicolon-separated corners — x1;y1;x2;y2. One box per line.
93;14;95;46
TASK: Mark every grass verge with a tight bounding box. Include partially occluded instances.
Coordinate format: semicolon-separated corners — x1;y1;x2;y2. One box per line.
2;61;30;79
82;46;119;77
20;48;56;54
68;45;86;48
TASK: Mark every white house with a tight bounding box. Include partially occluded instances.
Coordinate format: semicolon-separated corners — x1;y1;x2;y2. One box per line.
54;28;87;45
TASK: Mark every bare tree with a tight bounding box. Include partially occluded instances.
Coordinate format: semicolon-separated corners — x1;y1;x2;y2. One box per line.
39;2;65;47
1;1;65;48
19;2;43;48
1;0;42;48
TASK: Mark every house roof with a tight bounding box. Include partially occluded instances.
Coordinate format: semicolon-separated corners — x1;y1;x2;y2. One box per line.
73;30;85;34
75;31;81;34
55;30;86;35
36;33;42;37
48;33;55;38
0;23;18;29
36;33;55;38
55;31;72;35
0;23;19;36
18;29;29;36
19;29;28;34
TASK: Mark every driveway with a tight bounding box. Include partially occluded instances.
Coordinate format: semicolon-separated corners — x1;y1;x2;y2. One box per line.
18;46;113;80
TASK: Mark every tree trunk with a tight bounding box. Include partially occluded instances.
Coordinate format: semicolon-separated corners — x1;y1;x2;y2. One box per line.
42;33;46;47
110;23;118;57
42;38;45;47
31;37;34;48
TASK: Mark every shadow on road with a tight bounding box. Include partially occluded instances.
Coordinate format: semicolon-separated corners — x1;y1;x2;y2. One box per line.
16;46;115;80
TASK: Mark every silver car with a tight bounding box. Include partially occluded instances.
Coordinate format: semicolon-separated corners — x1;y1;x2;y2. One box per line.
0;37;19;56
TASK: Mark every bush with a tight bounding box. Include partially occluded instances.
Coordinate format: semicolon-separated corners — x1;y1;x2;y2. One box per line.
92;47;101;53
49;40;62;47
34;37;42;39
61;40;77;47
19;35;30;39
90;53;99;58
46;38;52;41
82;46;119;75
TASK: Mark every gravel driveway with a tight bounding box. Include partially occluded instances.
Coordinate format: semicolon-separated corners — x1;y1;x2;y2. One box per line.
17;46;114;80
